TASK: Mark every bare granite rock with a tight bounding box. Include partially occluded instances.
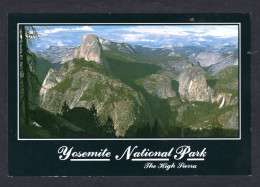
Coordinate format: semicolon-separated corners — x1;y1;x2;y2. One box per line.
178;67;213;102
75;34;111;72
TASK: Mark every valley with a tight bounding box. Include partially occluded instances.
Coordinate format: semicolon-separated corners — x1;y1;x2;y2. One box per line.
20;33;239;138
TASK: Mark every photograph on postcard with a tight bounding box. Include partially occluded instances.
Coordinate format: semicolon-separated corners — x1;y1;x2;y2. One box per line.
18;24;240;139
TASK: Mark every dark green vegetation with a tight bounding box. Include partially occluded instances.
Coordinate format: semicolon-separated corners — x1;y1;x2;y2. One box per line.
21;102;116;138
107;56;161;88
23;55;239;138
206;65;238;96
51;76;72;92
70;58;109;75
107;56;178;134
166;126;238;138
51;58;111;93
103;45;190;66
25;56;58;108
171;80;180;97
106;54;238;138
34;57;54;82
59;103;116;138
125;107;238;138
20;26;38;126
125;118;165;138
206;79;217;88
181;101;237;130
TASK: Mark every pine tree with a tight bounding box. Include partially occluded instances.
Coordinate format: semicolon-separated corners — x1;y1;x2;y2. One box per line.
19;25;39;126
135;125;142;138
60;101;70;116
145;122;151;137
90;104;99;125
103;116;116;137
152;118;158;137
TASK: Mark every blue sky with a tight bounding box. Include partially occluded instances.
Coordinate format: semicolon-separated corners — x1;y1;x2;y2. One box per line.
29;25;239;50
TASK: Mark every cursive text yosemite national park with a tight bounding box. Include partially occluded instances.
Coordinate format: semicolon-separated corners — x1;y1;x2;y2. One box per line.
19;25;239;139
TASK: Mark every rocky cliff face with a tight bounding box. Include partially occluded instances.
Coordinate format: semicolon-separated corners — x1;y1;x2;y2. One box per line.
75;34;111;72
196;51;238;75
178;67;213;102
206;51;238;75
196;52;223;67
211;93;238;108
136;74;177;99
99;38;136;54
40;59;150;137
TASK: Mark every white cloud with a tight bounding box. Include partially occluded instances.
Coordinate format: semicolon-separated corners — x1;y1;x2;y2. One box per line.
142;45;153;48
161;44;173;48
122;34;156;42
194;42;201;46
57;41;65;46
197;38;206;41
162;43;183;48
201;27;238;38
38;26;94;36
43;28;70;34
140;39;156;42
115;25;238;39
123;34;144;42
193;26;238;38
121;26;189;36
73;26;94;31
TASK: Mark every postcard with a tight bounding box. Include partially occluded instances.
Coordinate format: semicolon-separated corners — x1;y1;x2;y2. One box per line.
8;14;251;176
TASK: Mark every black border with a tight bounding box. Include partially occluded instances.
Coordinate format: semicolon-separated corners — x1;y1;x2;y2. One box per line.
0;0;258;181
8;14;251;177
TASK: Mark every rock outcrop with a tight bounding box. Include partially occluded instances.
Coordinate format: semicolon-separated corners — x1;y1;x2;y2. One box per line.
196;51;238;75
99;38;136;54
211;93;238;107
207;56;238;75
136;74;177;99
178;67;213;102
75;34;110;72
196;52;223;67
40;59;150;137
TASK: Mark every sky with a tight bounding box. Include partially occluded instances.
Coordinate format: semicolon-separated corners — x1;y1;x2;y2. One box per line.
29;25;239;50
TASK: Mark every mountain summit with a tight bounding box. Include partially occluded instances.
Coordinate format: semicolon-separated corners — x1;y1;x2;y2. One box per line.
75;34;111;72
